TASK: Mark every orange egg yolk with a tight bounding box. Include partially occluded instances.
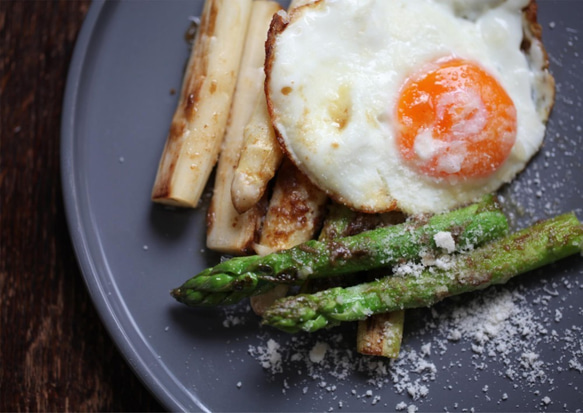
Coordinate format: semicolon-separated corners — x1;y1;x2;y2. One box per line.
396;58;517;179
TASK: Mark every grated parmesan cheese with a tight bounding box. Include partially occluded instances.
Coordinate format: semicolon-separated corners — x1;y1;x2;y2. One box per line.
239;276;583;411
434;231;456;253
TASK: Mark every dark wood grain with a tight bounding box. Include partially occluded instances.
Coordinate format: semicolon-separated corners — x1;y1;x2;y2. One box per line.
0;1;164;411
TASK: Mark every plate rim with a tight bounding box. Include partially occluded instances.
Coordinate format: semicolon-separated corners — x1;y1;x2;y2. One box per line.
59;1;583;412
60;1;205;411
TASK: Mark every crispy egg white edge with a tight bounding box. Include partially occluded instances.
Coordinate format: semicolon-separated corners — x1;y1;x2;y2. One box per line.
267;0;552;214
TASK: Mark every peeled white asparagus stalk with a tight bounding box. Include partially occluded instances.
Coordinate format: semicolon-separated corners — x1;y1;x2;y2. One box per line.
231;96;284;213
250;159;328;315
357;310;405;359
230;0;315;214
151;0;253;207
206;0;282;254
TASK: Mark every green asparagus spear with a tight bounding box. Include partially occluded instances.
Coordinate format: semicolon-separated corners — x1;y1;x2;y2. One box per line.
318;203;407;358
317;203;357;243
317;203;405;243
262;212;583;333
171;196;508;306
299;203;358;294
300;204;404;293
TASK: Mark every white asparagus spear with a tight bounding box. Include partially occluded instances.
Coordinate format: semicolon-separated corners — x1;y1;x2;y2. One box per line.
250;159;328;315
357;310;405;359
230;0;314;214
151;0;253;207
231;96;284;213
206;0;282;254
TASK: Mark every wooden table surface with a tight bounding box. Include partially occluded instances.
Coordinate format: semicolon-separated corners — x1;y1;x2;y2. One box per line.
1;2;164;411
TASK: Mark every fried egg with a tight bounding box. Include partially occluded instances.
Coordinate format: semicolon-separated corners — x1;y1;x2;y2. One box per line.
265;0;554;214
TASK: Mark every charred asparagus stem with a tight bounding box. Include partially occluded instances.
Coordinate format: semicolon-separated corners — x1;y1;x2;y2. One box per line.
171;196;508;306
317;203;358;243
262;213;583;333
357;310;405;358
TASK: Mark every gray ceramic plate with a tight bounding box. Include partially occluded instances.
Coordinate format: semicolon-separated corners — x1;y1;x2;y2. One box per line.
62;1;583;411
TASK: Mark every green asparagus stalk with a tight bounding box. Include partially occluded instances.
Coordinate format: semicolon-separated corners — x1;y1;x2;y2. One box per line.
299;202;400;294
319;203;407;359
262;212;583;333
317;203;357;243
317;203;405;243
171;196;508;306
299;203;358;295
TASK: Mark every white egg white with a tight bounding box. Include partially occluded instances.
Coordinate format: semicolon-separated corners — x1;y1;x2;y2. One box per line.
266;0;552;214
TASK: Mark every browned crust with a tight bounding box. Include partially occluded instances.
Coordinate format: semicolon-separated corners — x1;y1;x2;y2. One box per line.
522;0;556;120
182;0;218;118
264;1;331;164
264;10;291;160
259;159;327;249
522;1;544;58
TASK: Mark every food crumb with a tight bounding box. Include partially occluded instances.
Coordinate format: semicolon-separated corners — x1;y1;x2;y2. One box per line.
236;381;242;389
242;270;583;410
309;342;329;363
223;315;242;328
396;401;408;411
434;231;456;253
248;339;282;373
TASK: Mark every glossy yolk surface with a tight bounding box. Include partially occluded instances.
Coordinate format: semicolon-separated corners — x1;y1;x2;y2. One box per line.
396;58;517;179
